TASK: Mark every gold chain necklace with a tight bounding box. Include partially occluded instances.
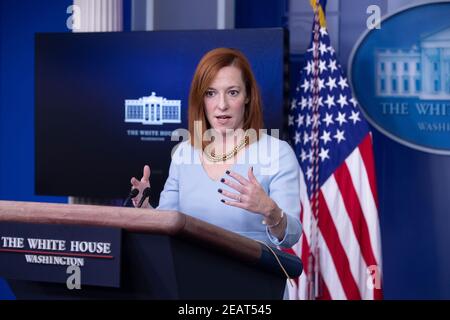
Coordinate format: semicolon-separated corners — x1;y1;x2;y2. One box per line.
203;135;249;162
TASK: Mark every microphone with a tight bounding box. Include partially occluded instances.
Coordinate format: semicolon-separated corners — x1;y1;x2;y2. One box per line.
123;188;139;207
137;187;151;208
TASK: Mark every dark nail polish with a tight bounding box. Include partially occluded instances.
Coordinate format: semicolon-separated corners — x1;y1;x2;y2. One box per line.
220;178;225;183
220;199;225;203
251;166;254;172
218;188;222;193
226;170;230;175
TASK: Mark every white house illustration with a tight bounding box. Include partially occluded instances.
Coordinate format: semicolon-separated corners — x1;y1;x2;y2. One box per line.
375;26;450;100
125;92;181;125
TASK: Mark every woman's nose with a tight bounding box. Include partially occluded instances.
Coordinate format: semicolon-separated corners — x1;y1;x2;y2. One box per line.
217;94;228;110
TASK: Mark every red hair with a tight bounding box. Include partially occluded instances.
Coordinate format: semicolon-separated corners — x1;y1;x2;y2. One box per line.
188;48;264;149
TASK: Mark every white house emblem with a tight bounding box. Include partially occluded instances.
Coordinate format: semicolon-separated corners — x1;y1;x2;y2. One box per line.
350;2;450;155
375;27;450;100
125;92;181;125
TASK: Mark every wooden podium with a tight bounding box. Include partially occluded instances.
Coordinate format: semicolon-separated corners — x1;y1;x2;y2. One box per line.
0;200;302;299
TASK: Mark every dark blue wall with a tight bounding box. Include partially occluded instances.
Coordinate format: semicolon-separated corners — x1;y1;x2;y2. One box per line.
0;0;72;299
0;0;71;203
373;130;450;299
235;0;288;29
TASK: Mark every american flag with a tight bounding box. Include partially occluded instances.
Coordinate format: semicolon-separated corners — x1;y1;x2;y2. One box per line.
286;0;383;300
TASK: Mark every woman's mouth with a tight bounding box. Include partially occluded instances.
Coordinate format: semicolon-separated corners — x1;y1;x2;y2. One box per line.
216;115;231;125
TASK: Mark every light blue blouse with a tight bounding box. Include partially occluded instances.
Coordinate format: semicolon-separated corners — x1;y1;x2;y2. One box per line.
156;133;302;248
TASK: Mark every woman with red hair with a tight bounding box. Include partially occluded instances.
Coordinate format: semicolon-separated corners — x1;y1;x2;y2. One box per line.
131;48;301;248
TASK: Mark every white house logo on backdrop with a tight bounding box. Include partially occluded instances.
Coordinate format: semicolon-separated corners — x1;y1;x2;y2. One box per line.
124;92;181;125
375;27;450;100
350;1;450;155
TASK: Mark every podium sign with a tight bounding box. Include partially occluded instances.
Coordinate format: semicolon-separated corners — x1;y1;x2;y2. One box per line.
0;222;121;288
0;201;302;299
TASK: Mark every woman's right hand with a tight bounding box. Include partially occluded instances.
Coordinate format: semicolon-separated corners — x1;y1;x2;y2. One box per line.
130;165;151;208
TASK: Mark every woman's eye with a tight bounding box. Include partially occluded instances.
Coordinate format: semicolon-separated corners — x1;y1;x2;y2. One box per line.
229;90;239;96
205;90;215;97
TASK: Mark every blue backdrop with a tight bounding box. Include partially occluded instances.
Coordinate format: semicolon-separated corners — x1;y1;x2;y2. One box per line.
1;0;449;299
0;0;71;202
0;0;72;299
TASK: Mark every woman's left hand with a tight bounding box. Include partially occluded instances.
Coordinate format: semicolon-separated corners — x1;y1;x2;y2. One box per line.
219;167;276;217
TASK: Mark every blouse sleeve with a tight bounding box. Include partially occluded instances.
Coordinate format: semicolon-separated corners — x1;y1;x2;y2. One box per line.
265;140;302;248
156;147;181;211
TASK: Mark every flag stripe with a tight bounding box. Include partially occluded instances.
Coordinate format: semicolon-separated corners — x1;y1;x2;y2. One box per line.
296;227;347;300
297;170;313;300
322;174;372;299
318;191;361;299
299;167;349;300
296;213;348;300
296;234;311;300
298;169;312;253
335;159;376;260
317;230;347;299
345;144;384;300
318;273;332;300
296;169;346;300
345;144;383;269
293;170;311;300
358;134;379;208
